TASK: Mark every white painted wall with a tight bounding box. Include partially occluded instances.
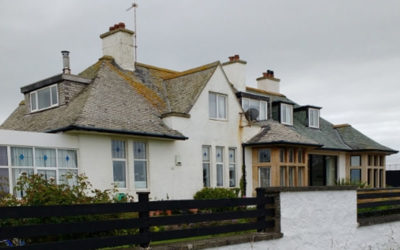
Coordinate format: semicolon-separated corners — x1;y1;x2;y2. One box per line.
222;62;247;92
210;190;400;250
257;78;280;93
101;30;135;71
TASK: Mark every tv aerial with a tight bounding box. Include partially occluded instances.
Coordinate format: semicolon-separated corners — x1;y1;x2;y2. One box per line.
126;1;138;62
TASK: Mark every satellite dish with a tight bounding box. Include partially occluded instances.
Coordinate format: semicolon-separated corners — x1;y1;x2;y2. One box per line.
245;108;259;121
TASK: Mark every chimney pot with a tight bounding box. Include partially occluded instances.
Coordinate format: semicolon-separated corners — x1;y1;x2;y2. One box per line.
229;56;235;62
234;54;239;60
113;24;119;30
109;26;114;31
118;22;125;29
61;50;71;74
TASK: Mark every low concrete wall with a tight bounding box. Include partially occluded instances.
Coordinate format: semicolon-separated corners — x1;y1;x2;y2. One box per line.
211;187;400;250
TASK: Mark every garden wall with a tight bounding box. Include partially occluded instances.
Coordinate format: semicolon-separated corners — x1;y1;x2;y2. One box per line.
211;187;400;250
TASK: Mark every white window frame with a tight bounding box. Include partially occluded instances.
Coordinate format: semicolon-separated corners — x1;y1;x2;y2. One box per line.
216;146;224;187
133;141;148;190
308;108;320;128
280;103;293;125
228;148;236;187
209;92;227;120
242;98;268;121
1;145;78;196
202;145;211;187
111;140;127;188
30;84;59;112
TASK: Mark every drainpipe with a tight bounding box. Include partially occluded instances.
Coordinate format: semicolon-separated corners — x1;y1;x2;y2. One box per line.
241;144;247;197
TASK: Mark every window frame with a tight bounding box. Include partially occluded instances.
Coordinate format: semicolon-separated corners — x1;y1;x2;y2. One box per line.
241;98;268;121
111;140;127;189
209;92;228;120
216;146;224;187
258;167;271;188
350;155;361;167
280;103;293;125
202;145;211;187
228;148;236;188
30;84;59;112
133;141;148;190
308;108;320;128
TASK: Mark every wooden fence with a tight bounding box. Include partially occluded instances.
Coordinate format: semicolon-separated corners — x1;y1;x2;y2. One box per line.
357;188;400;226
0;188;278;249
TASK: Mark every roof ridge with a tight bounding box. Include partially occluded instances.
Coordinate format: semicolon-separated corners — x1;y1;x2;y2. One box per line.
163;61;220;80
135;62;179;74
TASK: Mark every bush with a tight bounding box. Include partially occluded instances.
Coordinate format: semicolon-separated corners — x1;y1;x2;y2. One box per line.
194;187;239;200
336;178;369;189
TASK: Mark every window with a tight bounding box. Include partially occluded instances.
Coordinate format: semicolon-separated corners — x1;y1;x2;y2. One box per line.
350;169;361;183
209;92;227;120
280;166;286;186
308;108;320;128
216;146;224;186
280;149;285;162
0;146;8;166
289;167;295;187
280;103;293;125
202;146;211;187
380;169;384;187
134;142;147;189
350;156;361;167
229;148;236;187
298;149;303;163
242;98;268;121
112;140;126;188
57;149;78;186
298;167;304;186
30;84;58;112
258;149;271;163
288;148;294;163
0;168;9;194
35;148;57;182
259;167;271;187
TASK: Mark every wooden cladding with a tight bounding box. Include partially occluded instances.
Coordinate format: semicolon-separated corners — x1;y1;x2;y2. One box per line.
252;147;308;192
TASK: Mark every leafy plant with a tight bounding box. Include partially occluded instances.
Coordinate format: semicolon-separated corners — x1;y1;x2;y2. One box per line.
335;178;369;189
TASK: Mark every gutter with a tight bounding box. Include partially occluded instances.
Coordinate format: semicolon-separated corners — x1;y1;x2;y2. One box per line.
242;141;323;148
46;125;188;140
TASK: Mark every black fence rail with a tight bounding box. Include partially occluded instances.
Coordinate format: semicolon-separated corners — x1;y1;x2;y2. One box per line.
0;188;279;249
357;188;400;226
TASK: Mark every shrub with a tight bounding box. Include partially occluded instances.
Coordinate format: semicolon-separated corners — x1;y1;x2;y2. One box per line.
335;178;369;189
193;187;239;200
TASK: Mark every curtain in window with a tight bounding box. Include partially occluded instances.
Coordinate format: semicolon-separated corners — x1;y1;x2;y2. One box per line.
216;165;223;186
58;169;78;186
229;149;236;187
0;146;7;166
217;95;226;119
259;168;271;187
203;163;210;187
12;168;34;198
11;147;33;167
134;161;147;189
0;168;9;193
38;87;51;110
209;93;217;118
260;101;267;120
112;140;126;159
37;170;56;181
35;148;56;167
58;150;77;168
113;161;126;188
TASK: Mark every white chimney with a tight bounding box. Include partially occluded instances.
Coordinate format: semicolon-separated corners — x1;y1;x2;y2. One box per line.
222;55;247;92
100;22;135;71
256;70;280;93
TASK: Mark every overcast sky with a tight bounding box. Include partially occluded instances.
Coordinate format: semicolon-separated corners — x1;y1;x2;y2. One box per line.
0;0;399;163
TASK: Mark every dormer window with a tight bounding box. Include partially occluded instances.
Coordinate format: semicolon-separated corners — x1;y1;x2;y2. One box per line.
280;103;293;125
242;98;268;121
30;84;58;112
308;108;320;128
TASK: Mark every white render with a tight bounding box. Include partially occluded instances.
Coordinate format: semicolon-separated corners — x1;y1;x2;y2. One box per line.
222;62;247;92
211;190;400;250
101;30;135;71
257;77;280;93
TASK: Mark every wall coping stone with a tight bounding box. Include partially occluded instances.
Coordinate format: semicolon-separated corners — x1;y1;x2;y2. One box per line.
258;186;358;193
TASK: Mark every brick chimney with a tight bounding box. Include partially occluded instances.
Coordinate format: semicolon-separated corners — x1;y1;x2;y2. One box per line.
222;54;247;92
100;22;135;71
256;69;281;93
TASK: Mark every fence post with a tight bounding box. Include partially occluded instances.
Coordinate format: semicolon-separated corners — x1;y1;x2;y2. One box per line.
138;192;150;248
256;188;267;232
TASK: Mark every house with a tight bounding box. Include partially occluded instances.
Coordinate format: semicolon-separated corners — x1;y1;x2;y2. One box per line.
0;23;397;199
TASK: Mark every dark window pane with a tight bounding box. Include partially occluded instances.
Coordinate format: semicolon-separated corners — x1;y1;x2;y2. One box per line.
0;168;9;194
258;149;271;162
350;169;361;183
0;146;7;166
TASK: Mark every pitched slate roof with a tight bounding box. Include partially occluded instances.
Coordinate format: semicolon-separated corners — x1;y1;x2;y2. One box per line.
335;124;397;153
243;88;396;153
245;120;321;147
0;58;189;139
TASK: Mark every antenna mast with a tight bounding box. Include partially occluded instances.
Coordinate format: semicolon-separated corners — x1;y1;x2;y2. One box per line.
127;1;138;62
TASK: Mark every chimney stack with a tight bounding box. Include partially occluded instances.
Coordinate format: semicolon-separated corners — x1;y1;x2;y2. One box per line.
61;50;71;74
100;22;135;71
222;54;247;92
256;69;280;93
